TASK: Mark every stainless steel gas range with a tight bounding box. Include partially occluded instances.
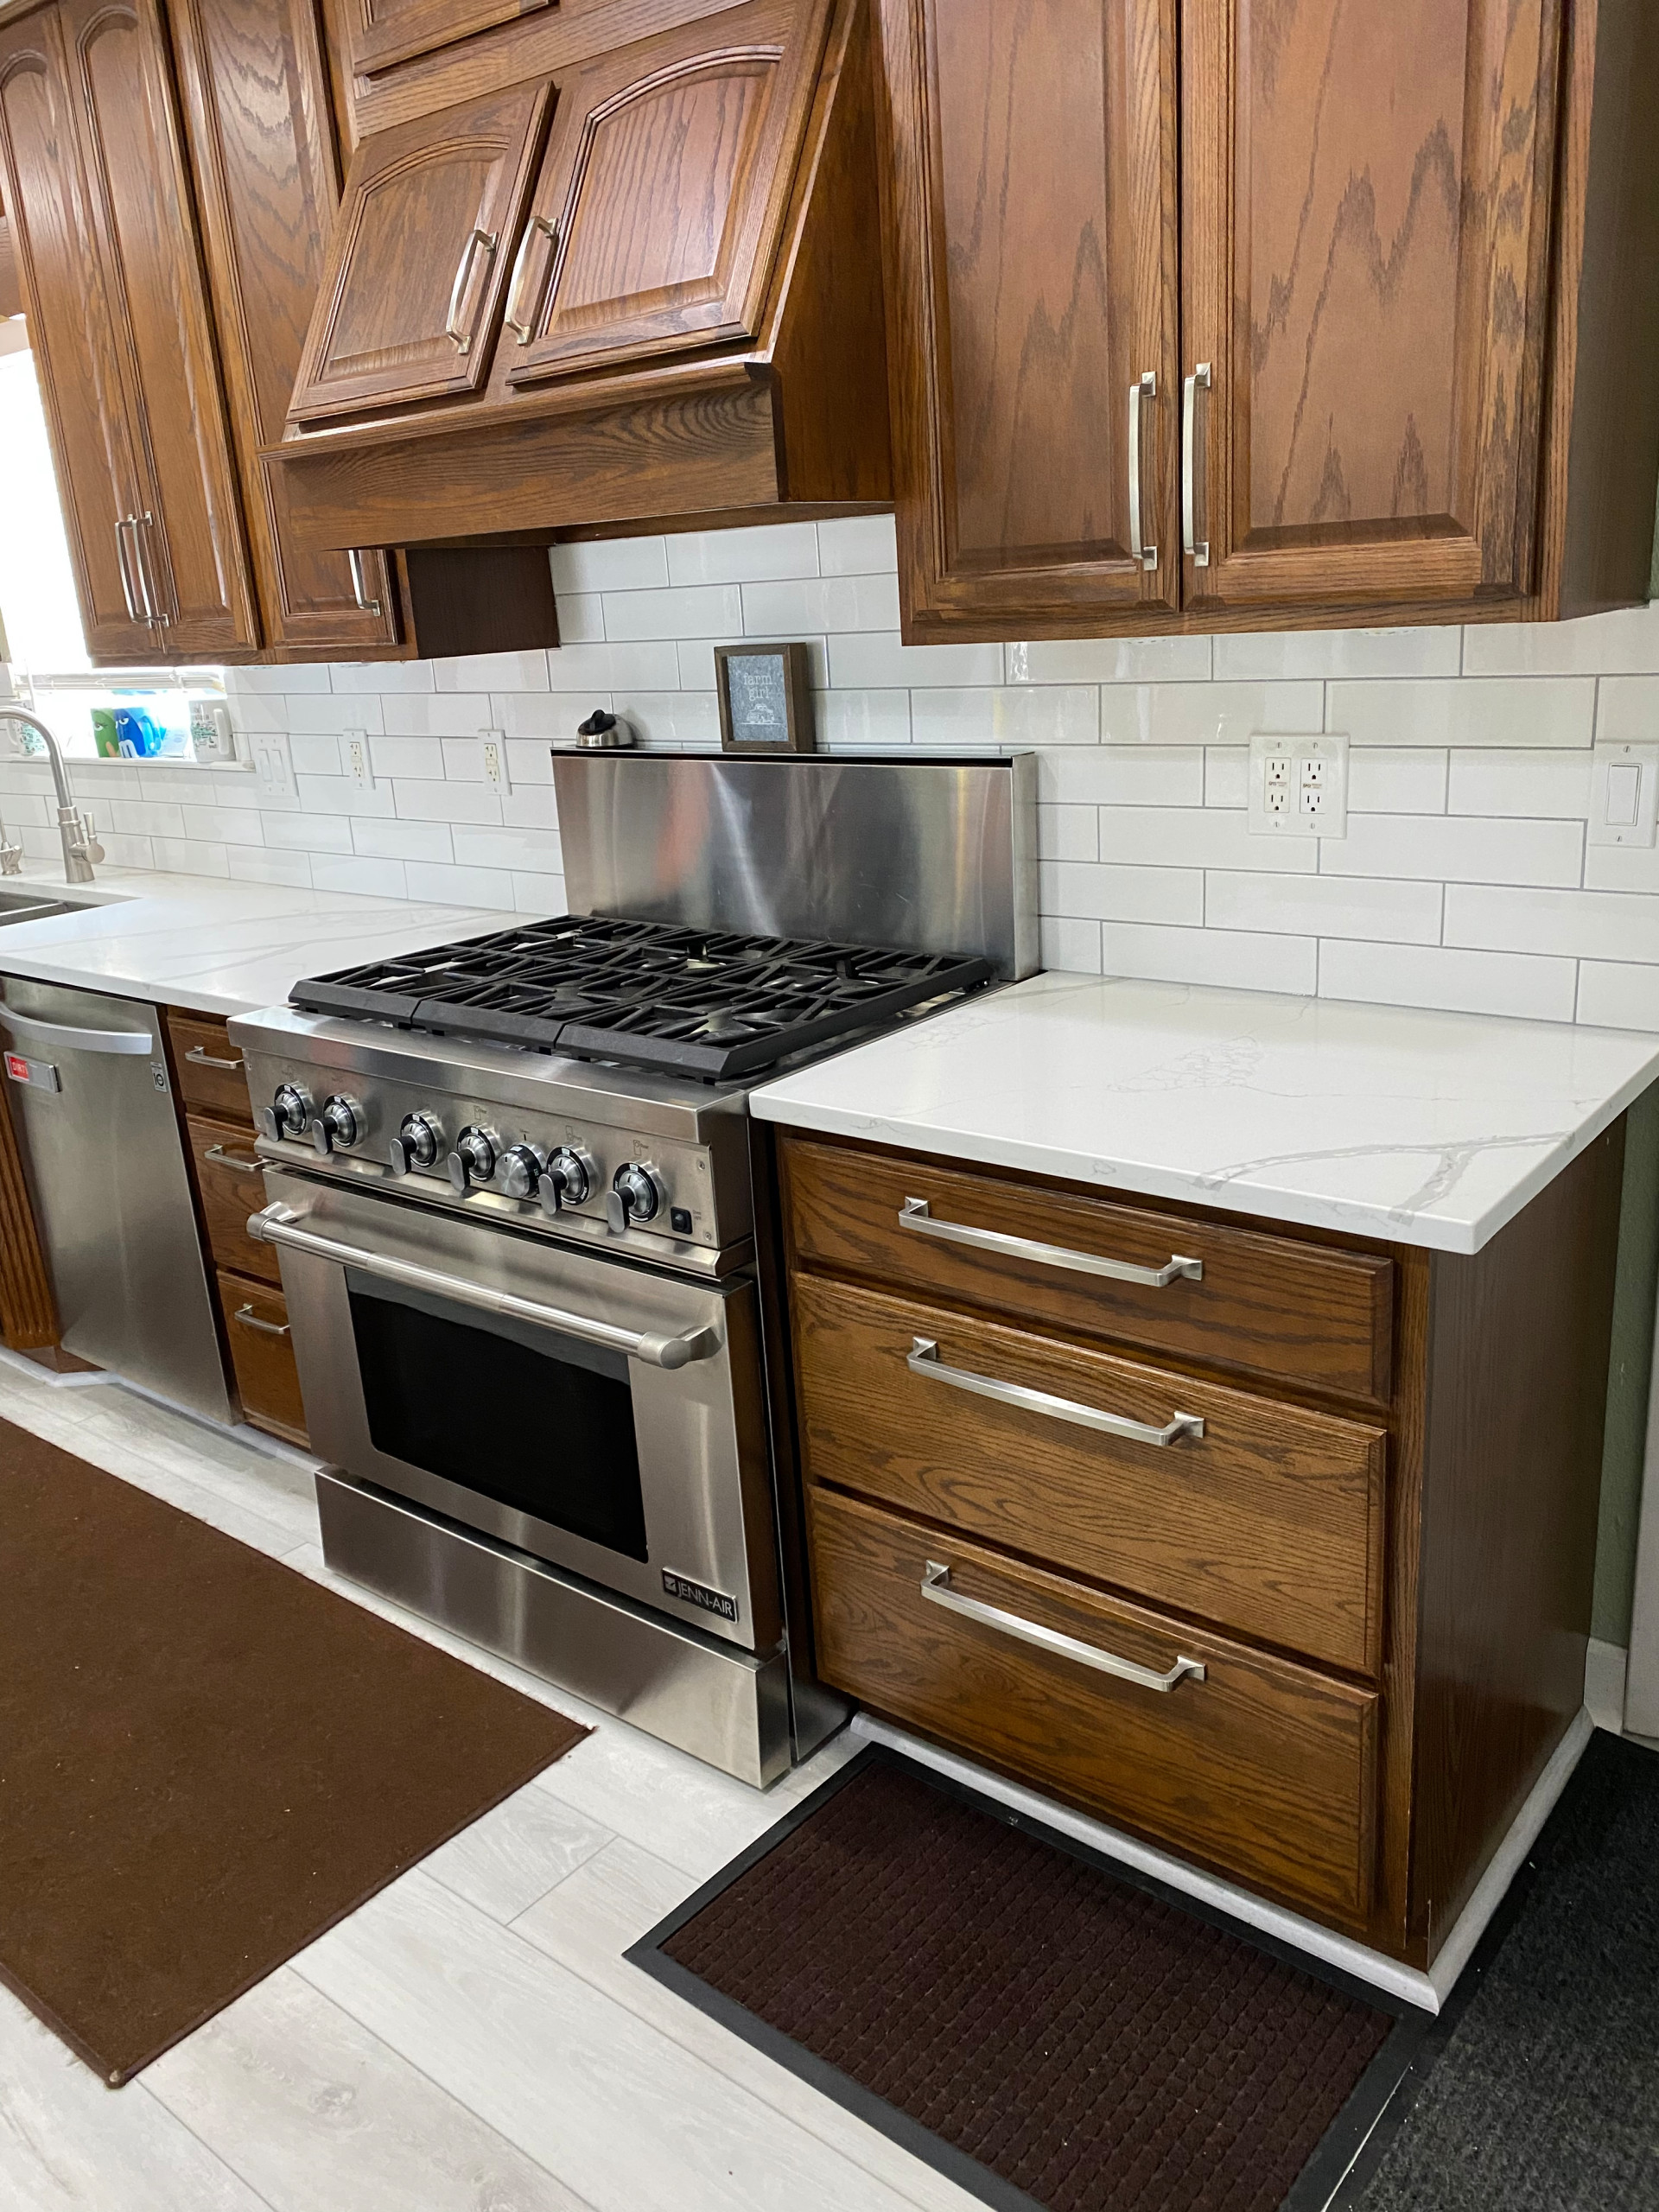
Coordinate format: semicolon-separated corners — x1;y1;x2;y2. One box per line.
230;751;1035;1785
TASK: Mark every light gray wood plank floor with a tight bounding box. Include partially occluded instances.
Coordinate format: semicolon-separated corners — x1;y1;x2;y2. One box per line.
0;1353;980;2212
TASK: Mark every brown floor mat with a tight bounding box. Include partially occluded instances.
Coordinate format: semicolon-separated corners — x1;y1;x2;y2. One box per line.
0;1416;588;2084
632;1749;1418;2212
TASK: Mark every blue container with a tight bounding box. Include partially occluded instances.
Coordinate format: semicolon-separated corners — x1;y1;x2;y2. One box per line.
113;706;164;758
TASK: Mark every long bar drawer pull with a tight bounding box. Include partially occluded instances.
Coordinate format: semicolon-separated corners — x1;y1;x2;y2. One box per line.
186;1044;244;1071
246;1203;721;1371
921;1560;1206;1693
232;1303;289;1339
203;1143;264;1178
908;1336;1203;1447
899;1197;1201;1287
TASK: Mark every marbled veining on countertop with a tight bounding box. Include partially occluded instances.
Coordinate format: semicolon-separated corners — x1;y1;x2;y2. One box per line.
752;971;1659;1253
0;868;504;1017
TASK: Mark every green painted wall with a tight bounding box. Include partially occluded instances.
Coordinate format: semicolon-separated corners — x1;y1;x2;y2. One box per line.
1593;1084;1659;1643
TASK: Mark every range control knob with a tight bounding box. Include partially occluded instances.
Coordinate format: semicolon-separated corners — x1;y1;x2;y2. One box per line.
311;1094;362;1157
497;1143;545;1200
263;1083;313;1142
538;1145;595;1217
607;1160;664;1231
389;1112;443;1176
446;1125;499;1193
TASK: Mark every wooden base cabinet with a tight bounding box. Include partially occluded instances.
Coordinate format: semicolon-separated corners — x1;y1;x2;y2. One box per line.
780;1125;1624;1965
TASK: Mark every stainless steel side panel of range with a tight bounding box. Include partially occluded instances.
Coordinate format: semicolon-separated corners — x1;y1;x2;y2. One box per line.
0;976;232;1422
317;1471;792;1789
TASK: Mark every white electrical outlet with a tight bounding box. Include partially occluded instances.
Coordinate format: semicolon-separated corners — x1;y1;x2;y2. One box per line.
480;730;510;794
1587;741;1659;848
346;731;374;790
1249;734;1348;837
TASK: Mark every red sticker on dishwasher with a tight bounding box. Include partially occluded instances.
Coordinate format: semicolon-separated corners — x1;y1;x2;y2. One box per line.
4;1054;28;1082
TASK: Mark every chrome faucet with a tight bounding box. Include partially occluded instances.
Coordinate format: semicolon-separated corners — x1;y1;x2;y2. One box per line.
0;709;104;883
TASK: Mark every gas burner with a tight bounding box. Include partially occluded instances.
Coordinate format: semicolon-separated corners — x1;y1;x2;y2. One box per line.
291;915;993;1080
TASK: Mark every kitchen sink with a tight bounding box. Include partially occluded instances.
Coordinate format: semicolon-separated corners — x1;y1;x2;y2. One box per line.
0;886;99;924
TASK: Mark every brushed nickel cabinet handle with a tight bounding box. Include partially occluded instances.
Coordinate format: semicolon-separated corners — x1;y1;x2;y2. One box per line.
1128;370;1157;570
347;548;383;617
907;1336;1204;1447
232;1302;289;1338
186;1044;244;1071
920;1560;1206;1694
1183;363;1211;567
898;1197;1201;1287
203;1143;264;1177
114;518;143;622
132;512;168;626
504;214;558;343
445;226;498;353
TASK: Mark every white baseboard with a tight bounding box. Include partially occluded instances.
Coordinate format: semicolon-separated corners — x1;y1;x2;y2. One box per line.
1585;1637;1629;1733
853;1704;1596;2014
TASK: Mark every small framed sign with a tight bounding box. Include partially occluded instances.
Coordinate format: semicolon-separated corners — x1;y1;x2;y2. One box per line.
714;642;815;754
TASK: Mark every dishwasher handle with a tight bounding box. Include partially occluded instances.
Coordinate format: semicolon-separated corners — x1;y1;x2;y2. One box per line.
0;1003;156;1056
247;1203;722;1372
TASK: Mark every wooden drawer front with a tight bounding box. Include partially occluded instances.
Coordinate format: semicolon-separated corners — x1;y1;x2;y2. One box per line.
218;1270;308;1446
187;1113;276;1286
794;1274;1386;1675
809;1487;1377;1925
167;1013;253;1122
784;1140;1393;1404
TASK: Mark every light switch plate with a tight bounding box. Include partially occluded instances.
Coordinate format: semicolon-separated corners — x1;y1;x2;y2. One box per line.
1248;733;1348;837
251;731;296;804
1587;741;1659;848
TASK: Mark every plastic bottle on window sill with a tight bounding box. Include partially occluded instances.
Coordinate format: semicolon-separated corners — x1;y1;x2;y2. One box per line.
113;706;163;758
92;707;120;758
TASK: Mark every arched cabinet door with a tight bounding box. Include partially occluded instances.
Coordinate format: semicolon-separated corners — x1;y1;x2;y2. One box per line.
501;0;830;387
1179;0;1564;615
288;76;553;423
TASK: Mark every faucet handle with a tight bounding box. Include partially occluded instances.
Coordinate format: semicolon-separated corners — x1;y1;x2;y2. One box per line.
73;812;105;866
0;818;22;874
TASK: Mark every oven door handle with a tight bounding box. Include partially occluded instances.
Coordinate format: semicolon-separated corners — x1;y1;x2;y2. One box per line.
246;1204;722;1370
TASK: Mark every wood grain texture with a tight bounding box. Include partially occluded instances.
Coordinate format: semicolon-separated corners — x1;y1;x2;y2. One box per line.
782;1135;1393;1404
289;74;553;421
218;1268;308;1446
0;208;20;315
1181;0;1562;613
0;1080;57;1351
165;1010;254;1121
351;0;554;79
1373;1242;1431;1962
186;1111;278;1287
167;0;404;656
59;0;259;657
808;1484;1378;1924
397;543;559;656
874;0;1180;629
793;1269;1387;1675
1410;1121;1624;1961
503;0;830;386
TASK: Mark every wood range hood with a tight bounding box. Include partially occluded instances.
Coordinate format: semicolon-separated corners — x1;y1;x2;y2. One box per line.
266;0;891;561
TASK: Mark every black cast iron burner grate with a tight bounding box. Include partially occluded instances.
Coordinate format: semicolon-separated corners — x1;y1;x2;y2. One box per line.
290;915;994;1078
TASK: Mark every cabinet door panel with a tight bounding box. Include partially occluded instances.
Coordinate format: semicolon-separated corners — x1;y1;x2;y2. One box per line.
289;77;552;421
1181;0;1562;613
168;0;401;652
877;0;1179;631
0;11;150;659
505;0;830;385
350;0;555;79
62;0;257;656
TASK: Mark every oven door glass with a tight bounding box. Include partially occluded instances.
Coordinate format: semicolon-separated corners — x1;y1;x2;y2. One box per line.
346;1274;649;1560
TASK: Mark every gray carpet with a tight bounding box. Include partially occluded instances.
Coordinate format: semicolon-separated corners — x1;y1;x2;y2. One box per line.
1357;1732;1659;2210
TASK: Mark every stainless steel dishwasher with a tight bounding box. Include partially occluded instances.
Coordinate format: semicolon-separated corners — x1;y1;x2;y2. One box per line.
1;976;232;1422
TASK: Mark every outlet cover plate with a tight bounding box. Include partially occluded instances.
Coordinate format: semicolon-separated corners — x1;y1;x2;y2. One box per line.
480;730;510;794
1587;741;1659;849
345;731;374;791
1249;733;1348;838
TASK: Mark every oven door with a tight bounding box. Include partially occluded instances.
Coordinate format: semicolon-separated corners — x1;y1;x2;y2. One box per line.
257;1167;780;1650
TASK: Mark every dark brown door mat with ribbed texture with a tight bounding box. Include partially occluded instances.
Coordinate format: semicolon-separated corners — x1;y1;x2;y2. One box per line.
629;1746;1432;2212
0;1415;588;2085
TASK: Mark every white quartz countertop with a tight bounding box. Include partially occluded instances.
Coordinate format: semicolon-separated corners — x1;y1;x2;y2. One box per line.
751;971;1659;1255
0;868;504;1017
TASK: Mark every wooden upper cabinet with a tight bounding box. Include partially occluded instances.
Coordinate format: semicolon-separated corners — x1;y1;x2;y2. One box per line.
349;0;555;79
876;0;1179;632
56;0;257;657
1180;0;1563;614
289;76;553;422
501;0;832;387
168;0;400;653
0;7;152;659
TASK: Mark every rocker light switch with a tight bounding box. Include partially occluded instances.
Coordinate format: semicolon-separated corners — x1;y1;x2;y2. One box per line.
1588;742;1659;848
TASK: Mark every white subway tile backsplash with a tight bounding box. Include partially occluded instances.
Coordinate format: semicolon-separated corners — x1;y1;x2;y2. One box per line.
817;514;898;576
289;734;342;779
556;593;605;643
149;836;230;879
550;537;669;594
1037;804;1098;862
382;692;493;738
544;639;679;693
294;772;395;818
1039;861;1204;925
613;691;721;746
1101;681;1323;747
227;661;331;695
1320;812;1583;887
667;522;818;585
1007;637;1211;684
500;785;559;830
1446;749;1592;818
351;817;454;863
1576;962;1659;1032
366;735;446;781
1040;916;1103;972
262;810;353;855
1041;748;1204;806
287;691;383;736
1215;627;1461;680
602;584;744;641
1444;884;1659;963
1206;870;1443;944
1103;920;1319;995
434;650;549;694
177;804;264;847
741;573;899;634
1319;940;1578;1023
310;854;408;898
1592;677;1659;747
828;632;1002;689
228;846;312;888
451;823;563;874
1328;677;1596;747
911;687;1098;748
502;737;557;785
511;869;567;913
331;660;434;694
1097;805;1319;874
1346;748;1449;813
813;689;911;747
1464;603;1659;677
493;692;594;742
404;860;517;909
391;777;502;825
